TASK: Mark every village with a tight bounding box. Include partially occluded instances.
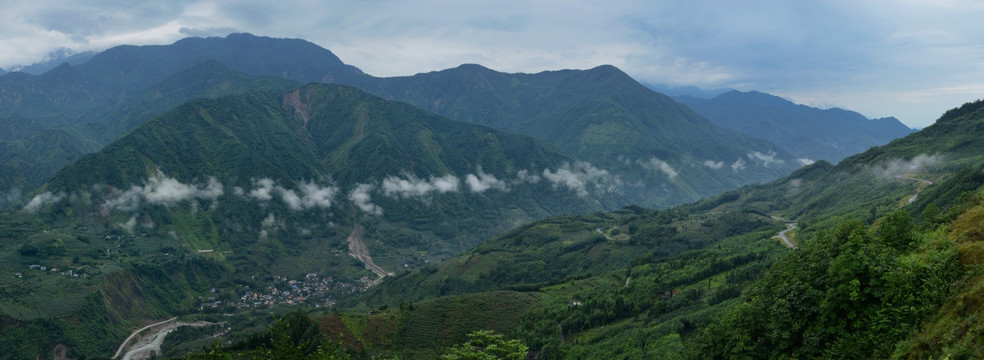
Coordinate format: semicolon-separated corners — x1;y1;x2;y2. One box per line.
197;273;376;311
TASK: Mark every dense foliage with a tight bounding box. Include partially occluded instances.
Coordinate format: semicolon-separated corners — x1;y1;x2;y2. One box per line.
686;210;959;359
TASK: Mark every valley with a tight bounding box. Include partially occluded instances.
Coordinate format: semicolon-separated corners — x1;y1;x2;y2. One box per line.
0;32;981;359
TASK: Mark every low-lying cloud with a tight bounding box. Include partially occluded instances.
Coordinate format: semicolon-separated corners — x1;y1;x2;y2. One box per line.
798;158;816;166
542;161;615;197
465;167;508;193
24;162;620;219
871;153;944;179
349;183;382;215
514;169;542;184
382;174;460;198
638;158;678;179
747;151;784;167
247;178;338;211
104;171;223;212
23;191;66;212
703;160;725;169
731;158;746;172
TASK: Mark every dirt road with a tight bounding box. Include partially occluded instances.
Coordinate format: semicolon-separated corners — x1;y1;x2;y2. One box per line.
347;224;391;284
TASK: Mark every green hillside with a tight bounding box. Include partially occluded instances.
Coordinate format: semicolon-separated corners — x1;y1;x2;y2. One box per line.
0;61;302;209
346;64;800;207
0;33;365;209
253;99;984;359
0;33;807;213
678;90;914;163
0;83;626;358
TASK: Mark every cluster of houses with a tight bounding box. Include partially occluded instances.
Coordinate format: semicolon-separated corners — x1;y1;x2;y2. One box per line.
198;273;374;311
15;264;89;279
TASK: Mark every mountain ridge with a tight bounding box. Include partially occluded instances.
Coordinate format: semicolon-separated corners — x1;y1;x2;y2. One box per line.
678;90;914;163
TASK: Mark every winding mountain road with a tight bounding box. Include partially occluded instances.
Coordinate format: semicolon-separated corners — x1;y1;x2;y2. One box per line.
778;222;798;249
771;216;798;249
895;175;934;185
895;175;934;204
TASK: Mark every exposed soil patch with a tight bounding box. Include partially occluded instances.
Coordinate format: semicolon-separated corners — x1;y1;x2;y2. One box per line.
347;224;392;285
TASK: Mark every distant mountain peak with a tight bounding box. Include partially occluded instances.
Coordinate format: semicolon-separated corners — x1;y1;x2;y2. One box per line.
453;63;493;72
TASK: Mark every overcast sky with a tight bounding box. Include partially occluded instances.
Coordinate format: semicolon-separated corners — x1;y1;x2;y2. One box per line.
2;1;983;128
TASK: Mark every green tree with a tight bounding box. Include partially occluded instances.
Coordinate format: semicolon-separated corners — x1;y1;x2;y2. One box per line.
442;330;528;360
922;202;940;228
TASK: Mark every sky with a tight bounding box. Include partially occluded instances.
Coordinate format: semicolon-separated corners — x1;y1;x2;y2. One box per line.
2;1;984;128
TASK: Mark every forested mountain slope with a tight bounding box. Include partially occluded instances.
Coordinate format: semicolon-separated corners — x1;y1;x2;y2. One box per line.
1;33;804;211
678;90;914;163
0;83;621;359
344;64;799;207
307;99;984;359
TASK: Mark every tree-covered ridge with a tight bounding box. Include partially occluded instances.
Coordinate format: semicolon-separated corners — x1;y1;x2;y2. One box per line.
678;90;914;163
2;33;809;212
343;63;801;207
0;33;363;209
0;60;302;208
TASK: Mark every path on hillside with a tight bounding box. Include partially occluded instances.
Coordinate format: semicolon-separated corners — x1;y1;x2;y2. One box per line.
895;175;934;185
347;224;391;285
895;175;934;204
596;227;614;240
770;216;798;249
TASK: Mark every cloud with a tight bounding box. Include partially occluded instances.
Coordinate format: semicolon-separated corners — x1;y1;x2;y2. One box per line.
747;151;785;167
23;191;66;212
248;178;276;201
731;158;746;172
638;157;678;179
798;158;816;166
261;213;278;228
465;167;507;193
103;171;223;211
542;161;614;197
514;169;541;184
703;160;724;169
349;183;382;215
119;215;138;233
247;178;338;211
871;153;944;179
293;181;338;210
382;174;460;198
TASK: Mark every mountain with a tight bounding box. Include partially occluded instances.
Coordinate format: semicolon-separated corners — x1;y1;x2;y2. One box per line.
309;98;984;358
343;64;800;207
0;33;804;211
0;34;368;208
0;61;302;209
0;33;367;134
678;90;914;163
0;82;628;358
43;82;619;257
